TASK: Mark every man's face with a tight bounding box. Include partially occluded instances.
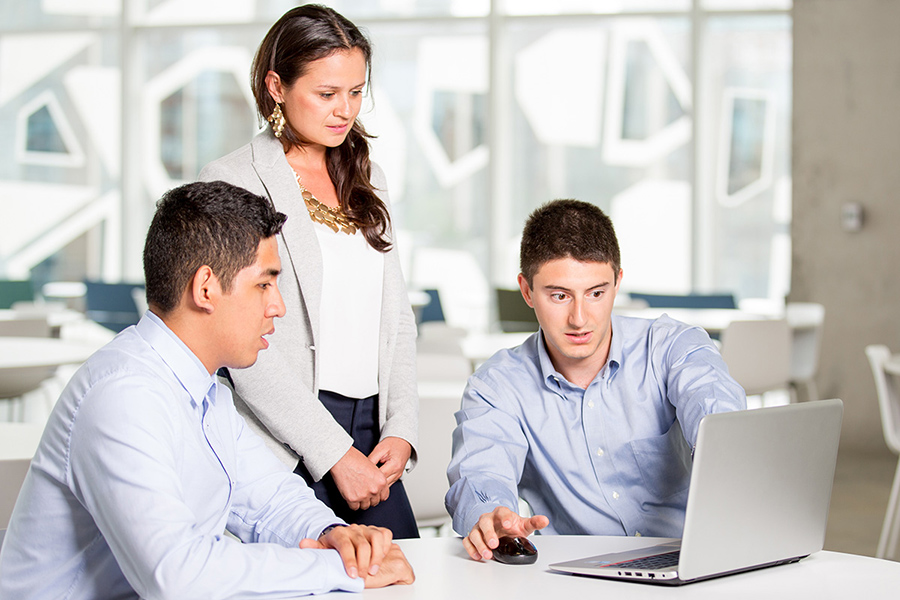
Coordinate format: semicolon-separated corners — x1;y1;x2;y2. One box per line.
213;236;286;369
518;258;621;384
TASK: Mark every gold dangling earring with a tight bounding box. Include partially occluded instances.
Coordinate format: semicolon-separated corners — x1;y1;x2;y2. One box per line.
268;103;285;138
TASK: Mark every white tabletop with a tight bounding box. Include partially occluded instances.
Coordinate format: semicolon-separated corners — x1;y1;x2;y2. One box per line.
0;307;84;328
0;337;96;369
316;536;900;599
0;337;96;398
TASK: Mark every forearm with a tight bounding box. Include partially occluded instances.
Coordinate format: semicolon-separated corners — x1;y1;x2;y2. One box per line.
666;333;747;445
445;381;527;535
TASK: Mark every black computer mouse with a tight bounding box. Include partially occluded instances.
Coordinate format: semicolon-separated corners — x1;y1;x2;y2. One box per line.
492;536;538;565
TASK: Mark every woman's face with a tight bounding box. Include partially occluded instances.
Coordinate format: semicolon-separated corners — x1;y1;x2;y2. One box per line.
266;48;367;150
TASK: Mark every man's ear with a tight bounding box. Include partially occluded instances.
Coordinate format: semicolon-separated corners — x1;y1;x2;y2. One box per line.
189;265;219;314
265;70;284;104
517;273;535;308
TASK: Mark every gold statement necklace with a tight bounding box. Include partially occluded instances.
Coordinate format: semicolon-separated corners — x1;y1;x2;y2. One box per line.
294;171;357;235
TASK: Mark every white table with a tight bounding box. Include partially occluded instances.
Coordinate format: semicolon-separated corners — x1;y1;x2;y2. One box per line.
0;337;96;396
0;337;97;422
316;536;900;599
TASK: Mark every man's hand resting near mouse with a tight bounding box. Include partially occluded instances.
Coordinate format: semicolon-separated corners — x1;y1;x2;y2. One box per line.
463;506;549;561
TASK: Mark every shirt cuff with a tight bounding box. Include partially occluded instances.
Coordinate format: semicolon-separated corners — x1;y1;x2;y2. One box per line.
318;549;366;593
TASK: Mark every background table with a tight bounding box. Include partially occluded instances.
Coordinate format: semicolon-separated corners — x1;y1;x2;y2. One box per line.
0;337;96;398
315;536;900;599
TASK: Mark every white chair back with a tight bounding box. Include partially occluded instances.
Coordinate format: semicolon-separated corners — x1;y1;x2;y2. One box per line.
786;302;825;401
416;352;472;383
865;345;900;456
416;322;467;355
864;344;900;559
403;384;464;531
720;319;792;397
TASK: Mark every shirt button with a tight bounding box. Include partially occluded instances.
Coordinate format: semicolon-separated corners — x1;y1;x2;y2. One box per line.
588;401;595;408
612;491;620;500
596;447;604;457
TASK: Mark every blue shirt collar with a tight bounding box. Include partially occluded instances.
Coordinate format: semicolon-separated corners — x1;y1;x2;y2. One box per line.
535;322;622;392
136;311;219;406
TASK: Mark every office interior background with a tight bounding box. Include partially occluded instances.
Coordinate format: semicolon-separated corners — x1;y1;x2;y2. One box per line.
0;1;897;484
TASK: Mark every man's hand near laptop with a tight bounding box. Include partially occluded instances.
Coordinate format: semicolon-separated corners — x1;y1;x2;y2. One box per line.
463;506;549;561
300;523;415;587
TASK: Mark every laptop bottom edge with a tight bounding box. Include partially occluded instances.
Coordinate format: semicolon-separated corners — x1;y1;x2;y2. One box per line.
555;554;808;586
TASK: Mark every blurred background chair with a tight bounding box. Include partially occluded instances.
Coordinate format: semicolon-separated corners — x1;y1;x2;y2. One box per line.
720;319;792;407
864;344;900;560
407;352;471;535
0;422;43;531
627;292;737;309
417;289;446;324
495;288;538;333
786;302;825;403
0;280;35;310
83;280;144;333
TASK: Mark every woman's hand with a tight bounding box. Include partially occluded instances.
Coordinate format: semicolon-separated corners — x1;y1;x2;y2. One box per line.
330;446;389;510
368;437;412;486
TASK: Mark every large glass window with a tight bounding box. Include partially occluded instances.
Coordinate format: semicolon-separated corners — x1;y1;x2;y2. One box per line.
0;0;791;331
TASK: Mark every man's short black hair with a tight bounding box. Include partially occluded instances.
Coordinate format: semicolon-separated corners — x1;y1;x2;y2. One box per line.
143;181;287;314
519;199;620;286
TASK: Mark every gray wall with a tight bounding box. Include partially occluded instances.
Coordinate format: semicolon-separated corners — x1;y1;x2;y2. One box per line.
793;0;900;451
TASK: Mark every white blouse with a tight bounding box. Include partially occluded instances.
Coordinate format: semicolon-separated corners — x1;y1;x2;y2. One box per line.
313;221;384;399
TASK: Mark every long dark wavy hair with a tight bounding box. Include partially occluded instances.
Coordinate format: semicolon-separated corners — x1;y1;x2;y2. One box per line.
251;4;391;251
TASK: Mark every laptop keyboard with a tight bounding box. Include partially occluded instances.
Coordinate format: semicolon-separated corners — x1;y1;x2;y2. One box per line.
610;550;680;570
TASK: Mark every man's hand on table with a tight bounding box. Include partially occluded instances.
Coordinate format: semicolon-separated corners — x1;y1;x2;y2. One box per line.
463;506;549;561
299;523;414;587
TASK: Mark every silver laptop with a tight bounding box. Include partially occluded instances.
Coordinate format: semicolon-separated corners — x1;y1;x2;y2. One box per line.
550;399;843;585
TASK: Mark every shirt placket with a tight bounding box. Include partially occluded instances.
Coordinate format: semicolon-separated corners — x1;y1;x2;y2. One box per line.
583;375;630;535
200;384;234;510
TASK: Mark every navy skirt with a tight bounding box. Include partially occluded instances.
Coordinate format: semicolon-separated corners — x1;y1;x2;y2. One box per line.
294;390;419;539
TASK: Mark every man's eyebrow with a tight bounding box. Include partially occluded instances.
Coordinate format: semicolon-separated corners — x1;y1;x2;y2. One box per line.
262;268;281;277
543;282;611;292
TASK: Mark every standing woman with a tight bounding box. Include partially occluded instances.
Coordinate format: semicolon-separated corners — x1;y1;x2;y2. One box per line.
199;4;418;538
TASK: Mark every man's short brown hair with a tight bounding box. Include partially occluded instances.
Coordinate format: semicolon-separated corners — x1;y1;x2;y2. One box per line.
519;199;621;286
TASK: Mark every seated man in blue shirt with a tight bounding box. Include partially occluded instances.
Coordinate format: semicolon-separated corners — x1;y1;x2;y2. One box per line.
0;181;414;599
446;199;746;562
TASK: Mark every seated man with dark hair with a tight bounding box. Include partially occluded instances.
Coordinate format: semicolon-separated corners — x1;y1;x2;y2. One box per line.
446;199;746;562
0;181;414;599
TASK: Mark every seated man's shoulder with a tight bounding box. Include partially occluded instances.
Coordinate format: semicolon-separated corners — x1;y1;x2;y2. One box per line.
465;333;543;408
71;332;182;418
618;313;712;346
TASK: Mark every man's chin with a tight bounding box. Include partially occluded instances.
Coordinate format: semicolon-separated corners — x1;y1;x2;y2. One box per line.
227;354;261;371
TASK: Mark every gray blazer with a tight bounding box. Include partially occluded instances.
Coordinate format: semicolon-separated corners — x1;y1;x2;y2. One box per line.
199;130;418;480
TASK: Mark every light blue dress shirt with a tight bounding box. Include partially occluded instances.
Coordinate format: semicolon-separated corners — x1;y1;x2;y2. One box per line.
446;314;746;538
0;312;364;599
